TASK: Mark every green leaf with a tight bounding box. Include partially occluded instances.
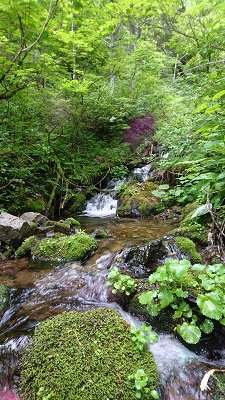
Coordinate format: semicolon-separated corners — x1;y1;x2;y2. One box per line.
150;389;159;399
139;290;158;305
197;294;223;320
194;102;209;113
169;260;190;280
177;322;201;344
200;318;214;334
158;290;174;308
147;331;159;343
213;90;225;101
191;204;212;219
147;303;161;316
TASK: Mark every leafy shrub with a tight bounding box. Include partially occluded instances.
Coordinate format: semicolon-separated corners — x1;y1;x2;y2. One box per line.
139;259;225;344
106;266;137;295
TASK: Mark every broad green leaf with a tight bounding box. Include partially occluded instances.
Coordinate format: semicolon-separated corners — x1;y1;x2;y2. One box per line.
197;294;223;320
147;303;161;316
205;104;221;114
219;318;225;326
192;263;205;272
194;102;208;113
158;290;174;308
213;90;225;101
139;290;157;305
175;288;188;298
158;184;169;190
191;204;212;219
206;264;225;275
200;318;214;334
177;322;201;344
147;331;159;344
169;260;190;280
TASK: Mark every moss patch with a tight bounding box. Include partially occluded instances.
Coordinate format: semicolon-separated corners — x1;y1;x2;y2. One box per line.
175;236;202;263
16;233;97;261
33;232;97;261
169;225;207;244
65;217;81;227
20;308;158;400
15;235;37;258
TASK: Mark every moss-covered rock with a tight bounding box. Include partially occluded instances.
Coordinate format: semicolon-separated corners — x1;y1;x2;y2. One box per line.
175;236;202;263
48;220;71;234
116;180;160;218
20;308;158;400
33;232;97;261
169;225;207;244
16;232;97;261
91;228;110;238
64;217;81;227
15;236;38;258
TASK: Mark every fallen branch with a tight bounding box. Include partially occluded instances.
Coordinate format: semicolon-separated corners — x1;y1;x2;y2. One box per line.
200;369;225;391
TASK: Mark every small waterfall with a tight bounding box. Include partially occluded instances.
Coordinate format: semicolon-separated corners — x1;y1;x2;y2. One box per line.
83;179;124;217
83;164;152;217
131;164;152;182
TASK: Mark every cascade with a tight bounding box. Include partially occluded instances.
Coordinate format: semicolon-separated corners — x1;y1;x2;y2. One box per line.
83;164;152;217
83;178;124;217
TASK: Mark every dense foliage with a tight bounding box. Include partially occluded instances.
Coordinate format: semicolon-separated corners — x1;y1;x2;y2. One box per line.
1;0;224;218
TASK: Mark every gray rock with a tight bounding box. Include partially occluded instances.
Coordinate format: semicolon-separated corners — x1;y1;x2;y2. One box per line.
0;212;36;247
20;212;49;226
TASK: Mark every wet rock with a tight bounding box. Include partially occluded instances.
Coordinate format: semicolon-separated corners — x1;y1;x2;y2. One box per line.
20;212;49;226
0;212;36;247
118;238;166;277
91;228;110;238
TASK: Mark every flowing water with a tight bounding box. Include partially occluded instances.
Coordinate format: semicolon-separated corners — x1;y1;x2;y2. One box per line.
1;166;225;399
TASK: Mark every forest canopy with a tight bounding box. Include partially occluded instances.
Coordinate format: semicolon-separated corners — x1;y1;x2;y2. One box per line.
0;0;224;217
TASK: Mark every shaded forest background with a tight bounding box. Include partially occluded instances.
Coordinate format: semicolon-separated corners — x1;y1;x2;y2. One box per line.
0;0;225;217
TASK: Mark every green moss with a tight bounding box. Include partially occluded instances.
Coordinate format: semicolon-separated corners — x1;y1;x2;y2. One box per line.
33;232;98;261
175;236;202;263
20;308;158;400
169;225;207;244
69;193;86;213
49;221;71;234
5;245;15;258
65;217;81;227
0;284;9;311
117;180;159;218
210;371;225;399
181;203;201;221
15;236;38;258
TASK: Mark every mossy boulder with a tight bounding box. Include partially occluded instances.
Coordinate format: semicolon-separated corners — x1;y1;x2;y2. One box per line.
20;308;158;400
16;232;97;262
175;236;202;263
116;180;160;218
91;228;110;238
64;217;81;227
169;225;207;244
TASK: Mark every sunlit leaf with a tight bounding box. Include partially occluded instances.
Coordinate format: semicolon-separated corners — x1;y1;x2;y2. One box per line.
213;90;225;101
177;322;201;344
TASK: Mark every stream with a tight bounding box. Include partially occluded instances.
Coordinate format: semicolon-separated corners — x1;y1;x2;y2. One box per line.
0;169;225;399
